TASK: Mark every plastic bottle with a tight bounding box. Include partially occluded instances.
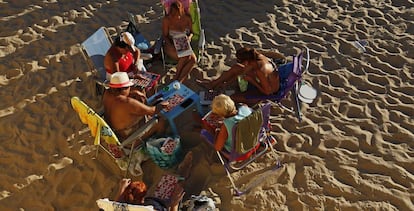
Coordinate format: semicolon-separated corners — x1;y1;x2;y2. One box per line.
353;40;368;52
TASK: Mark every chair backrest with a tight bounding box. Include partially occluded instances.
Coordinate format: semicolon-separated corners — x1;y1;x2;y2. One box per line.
189;0;202;42
188;0;204;62
71;96;160;157
280;47;310;93
71;96;120;145
80;27;112;84
231;103;271;156
71;96;126;159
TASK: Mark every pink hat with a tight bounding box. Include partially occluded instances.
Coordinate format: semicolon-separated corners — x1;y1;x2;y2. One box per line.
108;72;134;88
120;32;136;52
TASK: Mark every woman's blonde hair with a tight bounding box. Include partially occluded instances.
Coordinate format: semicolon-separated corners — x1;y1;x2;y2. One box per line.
211;94;236;117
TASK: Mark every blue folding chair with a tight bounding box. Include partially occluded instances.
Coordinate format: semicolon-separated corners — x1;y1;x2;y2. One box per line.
80;27;112;96
245;47;311;122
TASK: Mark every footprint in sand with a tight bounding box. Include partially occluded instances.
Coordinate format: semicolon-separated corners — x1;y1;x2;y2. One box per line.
47;157;73;172
0;190;11;200
10;157;73;197
79;145;97;155
14;174;43;190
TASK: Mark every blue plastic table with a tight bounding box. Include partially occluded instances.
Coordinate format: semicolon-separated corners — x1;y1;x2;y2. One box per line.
147;81;203;135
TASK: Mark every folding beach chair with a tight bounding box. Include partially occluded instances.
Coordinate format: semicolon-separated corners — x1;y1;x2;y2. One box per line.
245;47;312;122
80;27;112;96
81;26;160;95
70;96;159;176
158;0;206;71
200;103;282;195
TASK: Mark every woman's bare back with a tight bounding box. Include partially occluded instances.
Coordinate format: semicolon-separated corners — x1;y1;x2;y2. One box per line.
252;55;280;94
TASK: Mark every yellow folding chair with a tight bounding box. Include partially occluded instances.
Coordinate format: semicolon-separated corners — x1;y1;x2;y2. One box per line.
70;96;158;176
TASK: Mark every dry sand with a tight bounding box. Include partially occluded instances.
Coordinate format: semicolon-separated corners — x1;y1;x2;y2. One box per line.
0;0;413;210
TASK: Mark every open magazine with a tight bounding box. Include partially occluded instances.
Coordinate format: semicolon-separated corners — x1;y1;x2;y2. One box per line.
171;31;193;58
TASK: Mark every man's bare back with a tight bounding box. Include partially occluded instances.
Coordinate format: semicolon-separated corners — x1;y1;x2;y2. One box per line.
103;72;166;143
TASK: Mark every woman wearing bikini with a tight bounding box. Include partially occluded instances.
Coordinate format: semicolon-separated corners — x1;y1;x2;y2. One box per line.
162;1;197;83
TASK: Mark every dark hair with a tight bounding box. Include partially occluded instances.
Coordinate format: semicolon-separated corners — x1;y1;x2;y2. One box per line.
170;1;185;16
236;47;259;63
114;36;129;49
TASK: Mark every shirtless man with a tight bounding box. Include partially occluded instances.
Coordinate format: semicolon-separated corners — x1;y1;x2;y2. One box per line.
103;72;165;143
104;32;140;80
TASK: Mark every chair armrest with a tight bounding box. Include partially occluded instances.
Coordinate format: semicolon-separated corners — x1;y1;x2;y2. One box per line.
153;37;164;55
121;116;159;148
141;53;153;60
200;129;215;145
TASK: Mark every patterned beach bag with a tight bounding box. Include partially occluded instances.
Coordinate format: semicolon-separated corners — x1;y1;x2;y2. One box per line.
145;137;182;169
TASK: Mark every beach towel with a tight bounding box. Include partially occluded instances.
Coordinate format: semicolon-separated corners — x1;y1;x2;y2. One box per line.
235;108;263;154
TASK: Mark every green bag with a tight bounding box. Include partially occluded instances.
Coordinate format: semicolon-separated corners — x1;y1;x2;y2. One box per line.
145;137;182;169
238;76;248;92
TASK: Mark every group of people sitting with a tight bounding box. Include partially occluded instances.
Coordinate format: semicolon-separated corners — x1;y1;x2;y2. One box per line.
104;0;286;98
102;3;286;149
102;46;285;152
101;61;281;210
99;1;287;210
104;1;196;83
103;1;285;153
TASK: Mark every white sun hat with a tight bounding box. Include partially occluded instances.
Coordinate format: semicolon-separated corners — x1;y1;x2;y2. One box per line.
298;83;317;104
108;72;134;88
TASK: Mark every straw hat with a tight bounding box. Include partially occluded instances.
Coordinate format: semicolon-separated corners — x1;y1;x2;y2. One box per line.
108;72;134;88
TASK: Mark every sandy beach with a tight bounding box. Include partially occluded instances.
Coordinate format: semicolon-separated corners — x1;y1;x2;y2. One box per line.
0;0;413;210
